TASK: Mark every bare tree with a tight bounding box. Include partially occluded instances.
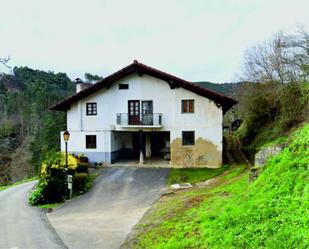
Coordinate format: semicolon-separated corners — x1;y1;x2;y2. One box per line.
242;29;309;83
281;26;309;81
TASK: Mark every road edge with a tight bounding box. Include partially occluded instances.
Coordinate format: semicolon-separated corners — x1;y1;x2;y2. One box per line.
119;185;170;249
42;208;69;249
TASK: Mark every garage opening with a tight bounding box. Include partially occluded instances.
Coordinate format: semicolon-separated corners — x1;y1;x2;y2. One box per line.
112;131;170;166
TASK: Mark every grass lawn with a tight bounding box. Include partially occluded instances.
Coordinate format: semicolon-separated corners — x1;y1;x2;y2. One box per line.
124;164;248;249
0;176;38;192
37;202;64;209
167;164;230;185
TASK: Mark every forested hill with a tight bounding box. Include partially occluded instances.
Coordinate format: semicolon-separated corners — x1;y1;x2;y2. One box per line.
194;81;249;97
0;67;75;184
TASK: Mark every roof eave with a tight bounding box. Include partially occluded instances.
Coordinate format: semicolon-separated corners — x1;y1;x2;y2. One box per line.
49;61;238;112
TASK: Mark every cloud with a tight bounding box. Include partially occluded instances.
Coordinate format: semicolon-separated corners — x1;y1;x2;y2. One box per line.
0;0;309;82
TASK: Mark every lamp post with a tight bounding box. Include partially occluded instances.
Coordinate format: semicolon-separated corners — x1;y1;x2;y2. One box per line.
139;130;144;165
63;130;70;198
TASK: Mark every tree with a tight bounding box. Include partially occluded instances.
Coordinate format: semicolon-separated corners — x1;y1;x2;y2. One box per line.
242;28;309;84
0;66;75;182
84;73;103;83
281;27;309;81
238;27;309;152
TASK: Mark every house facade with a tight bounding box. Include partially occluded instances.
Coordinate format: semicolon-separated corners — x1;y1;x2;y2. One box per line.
51;61;237;168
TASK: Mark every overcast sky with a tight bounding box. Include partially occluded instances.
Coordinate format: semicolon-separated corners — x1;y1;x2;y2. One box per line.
1;0;309;82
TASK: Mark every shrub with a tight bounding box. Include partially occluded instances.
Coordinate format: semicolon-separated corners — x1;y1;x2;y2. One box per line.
238;82;309;161
42;167;66;203
29;151;83;204
29;182;46;205
73;173;88;192
76;163;89;173
85;173;97;191
76;154;89;164
279;83;308;129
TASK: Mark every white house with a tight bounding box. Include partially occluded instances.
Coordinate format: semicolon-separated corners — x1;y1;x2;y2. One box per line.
51;61;237;168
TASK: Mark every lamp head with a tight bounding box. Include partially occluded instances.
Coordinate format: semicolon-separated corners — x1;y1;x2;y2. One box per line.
63;130;70;142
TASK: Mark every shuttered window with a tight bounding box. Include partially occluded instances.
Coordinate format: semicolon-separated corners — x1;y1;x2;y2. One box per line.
181;100;194;113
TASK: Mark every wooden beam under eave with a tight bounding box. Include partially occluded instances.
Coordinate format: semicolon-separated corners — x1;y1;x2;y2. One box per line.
168;80;179;89
136;67;143;77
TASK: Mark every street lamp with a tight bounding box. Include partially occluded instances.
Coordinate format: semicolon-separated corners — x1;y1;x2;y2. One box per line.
63;130;70;198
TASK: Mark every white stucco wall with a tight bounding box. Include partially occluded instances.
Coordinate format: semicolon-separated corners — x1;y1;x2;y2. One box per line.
67;74;222;141
63;73;223;165
60;131;112;163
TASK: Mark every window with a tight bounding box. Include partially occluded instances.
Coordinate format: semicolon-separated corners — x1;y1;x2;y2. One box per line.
119;84;129;90
86;103;97;115
182;100;194;113
86;135;97;149
182;131;195;146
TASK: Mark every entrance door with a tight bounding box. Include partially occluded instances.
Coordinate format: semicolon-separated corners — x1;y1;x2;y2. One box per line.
128;100;140;125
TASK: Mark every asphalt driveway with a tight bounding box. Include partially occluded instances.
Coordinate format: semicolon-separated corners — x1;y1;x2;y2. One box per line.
48;167;169;249
0;181;66;249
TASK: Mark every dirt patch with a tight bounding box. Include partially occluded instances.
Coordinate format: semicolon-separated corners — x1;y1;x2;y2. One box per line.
182;195;204;209
170;137;222;168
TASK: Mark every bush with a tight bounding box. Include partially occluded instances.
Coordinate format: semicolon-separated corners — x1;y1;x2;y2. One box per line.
29;183;46;205
29;151;89;205
85;173;97;191
76;154;89;164
42;167;66;203
238;82;309;161
279;83;309;129
76;163;89;173
73;173;88;192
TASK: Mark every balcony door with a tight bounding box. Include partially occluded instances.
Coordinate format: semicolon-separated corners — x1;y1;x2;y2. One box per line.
142;101;153;125
128;100;140;125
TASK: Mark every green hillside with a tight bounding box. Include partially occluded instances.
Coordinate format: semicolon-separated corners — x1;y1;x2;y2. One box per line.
126;124;309;249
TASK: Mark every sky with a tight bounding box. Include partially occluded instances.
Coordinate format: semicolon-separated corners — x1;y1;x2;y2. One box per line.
1;0;309;82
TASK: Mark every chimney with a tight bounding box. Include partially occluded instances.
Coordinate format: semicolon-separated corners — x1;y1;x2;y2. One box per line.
75;78;92;93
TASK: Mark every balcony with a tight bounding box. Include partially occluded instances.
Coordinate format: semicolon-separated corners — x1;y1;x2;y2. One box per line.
116;113;162;128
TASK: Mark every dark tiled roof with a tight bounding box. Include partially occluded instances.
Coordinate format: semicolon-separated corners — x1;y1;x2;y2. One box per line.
50;60;237;113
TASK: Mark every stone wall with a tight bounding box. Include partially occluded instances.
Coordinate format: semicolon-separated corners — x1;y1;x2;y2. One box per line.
254;145;283;167
249;144;284;182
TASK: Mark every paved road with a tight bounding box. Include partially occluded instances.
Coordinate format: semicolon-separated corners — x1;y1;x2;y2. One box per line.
0;181;67;249
48;167;169;249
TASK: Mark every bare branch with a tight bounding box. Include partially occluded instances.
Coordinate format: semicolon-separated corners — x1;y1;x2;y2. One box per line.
0;57;11;69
